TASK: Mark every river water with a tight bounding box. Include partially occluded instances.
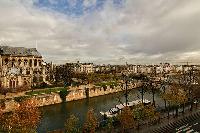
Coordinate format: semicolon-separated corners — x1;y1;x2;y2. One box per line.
37;89;164;133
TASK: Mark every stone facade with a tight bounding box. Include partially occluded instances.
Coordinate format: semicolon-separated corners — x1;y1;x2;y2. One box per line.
0;46;46;90
80;63;94;73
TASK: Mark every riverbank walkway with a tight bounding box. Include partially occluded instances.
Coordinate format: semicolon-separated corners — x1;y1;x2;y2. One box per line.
138;106;200;133
97;105;200;133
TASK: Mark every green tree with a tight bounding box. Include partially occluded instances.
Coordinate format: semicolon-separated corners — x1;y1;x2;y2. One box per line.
106;117;114;133
59;88;69;102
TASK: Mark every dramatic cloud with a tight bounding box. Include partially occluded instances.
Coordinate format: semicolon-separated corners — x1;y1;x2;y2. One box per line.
0;0;200;64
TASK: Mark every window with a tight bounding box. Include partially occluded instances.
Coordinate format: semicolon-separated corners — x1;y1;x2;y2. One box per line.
18;59;22;66
29;59;32;67
20;68;23;74
12;59;15;67
24;59;28;66
34;59;37;66
26;69;30;75
4;58;8;65
39;60;41;66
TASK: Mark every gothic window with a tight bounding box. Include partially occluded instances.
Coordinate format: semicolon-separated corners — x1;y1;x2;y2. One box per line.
12;59;15;67
33;76;37;82
39;76;43;82
9;79;16;88
18;59;22;66
34;70;37;74
38;60;41;66
34;59;37;66
20;68;23;74
39;70;42;75
29;59;32;67
46;76;49;81
24;81;27;85
26;68;30;75
4;58;8;65
9;80;12;88
13;81;15;88
24;59;28;66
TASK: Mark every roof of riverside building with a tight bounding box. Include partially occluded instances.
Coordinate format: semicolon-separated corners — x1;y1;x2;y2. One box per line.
0;46;42;57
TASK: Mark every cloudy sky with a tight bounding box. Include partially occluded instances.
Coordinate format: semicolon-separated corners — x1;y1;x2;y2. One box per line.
0;0;200;64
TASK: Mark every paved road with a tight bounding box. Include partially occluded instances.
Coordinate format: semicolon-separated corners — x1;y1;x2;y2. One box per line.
152;111;200;133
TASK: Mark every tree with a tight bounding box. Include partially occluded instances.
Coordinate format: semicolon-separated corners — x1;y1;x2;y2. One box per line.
162;83;187;117
59;88;69;102
118;107;135;131
133;103;159;128
133;103;146;129
144;104;160;125
83;109;98;133
1;99;41;133
54;64;74;87
65;114;80;133
105;117;114;133
137;74;149;104
148;78;160;107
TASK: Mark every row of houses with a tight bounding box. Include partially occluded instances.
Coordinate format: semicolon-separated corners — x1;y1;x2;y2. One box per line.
49;62;199;75
1;45;199;90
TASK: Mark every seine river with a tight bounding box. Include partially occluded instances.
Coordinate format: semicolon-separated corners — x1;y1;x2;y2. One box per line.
37;89;164;133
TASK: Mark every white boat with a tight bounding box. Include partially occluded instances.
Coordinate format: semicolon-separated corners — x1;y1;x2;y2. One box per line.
100;99;151;118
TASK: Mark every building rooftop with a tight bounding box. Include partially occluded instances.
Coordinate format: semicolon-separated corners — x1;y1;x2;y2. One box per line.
0;46;42;57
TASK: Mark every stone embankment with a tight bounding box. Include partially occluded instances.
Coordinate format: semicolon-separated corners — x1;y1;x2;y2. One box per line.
0;83;141;112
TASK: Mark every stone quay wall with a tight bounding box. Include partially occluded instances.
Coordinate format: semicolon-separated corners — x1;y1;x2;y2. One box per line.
1;83;141;112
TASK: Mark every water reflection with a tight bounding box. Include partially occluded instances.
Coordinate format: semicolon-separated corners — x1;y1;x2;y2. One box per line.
37;89;164;133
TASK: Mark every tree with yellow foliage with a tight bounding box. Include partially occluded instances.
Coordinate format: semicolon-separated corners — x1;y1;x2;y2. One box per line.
133;103;159;128
83;109;98;133
1;99;41;133
162;83;187;117
119;107;135;132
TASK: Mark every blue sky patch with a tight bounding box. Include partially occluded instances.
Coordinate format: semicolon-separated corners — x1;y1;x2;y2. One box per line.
34;0;124;17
